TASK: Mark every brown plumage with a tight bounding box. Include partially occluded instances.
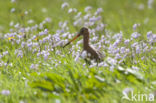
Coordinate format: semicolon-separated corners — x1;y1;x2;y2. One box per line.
63;27;104;62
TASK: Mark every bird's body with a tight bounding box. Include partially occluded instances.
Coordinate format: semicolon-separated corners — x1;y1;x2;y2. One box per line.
63;27;104;62
83;45;104;61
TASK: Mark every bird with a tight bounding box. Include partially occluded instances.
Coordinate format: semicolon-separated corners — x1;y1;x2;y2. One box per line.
63;27;104;62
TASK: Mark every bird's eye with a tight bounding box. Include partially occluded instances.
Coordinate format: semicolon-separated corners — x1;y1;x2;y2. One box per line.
80;27;88;34
80;30;84;34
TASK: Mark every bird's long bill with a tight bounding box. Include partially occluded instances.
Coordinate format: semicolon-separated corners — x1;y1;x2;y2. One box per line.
63;33;80;48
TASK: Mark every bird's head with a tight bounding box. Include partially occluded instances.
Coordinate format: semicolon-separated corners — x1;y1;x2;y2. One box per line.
79;27;89;36
63;27;89;48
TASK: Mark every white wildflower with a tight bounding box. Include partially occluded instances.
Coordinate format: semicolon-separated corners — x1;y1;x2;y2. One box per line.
1;90;10;96
81;51;87;59
61;2;69;9
84;6;92;12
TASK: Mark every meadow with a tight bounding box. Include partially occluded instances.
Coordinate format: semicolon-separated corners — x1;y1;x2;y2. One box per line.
0;0;156;103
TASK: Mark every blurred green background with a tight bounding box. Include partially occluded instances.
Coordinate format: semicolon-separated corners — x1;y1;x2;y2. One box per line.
0;0;156;33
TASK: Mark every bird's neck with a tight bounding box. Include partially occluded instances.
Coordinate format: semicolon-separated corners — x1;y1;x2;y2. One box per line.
83;33;89;49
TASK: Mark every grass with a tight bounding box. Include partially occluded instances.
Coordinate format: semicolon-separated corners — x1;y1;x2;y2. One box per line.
0;0;156;103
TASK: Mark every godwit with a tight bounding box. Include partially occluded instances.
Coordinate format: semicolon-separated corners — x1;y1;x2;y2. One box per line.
63;27;104;62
